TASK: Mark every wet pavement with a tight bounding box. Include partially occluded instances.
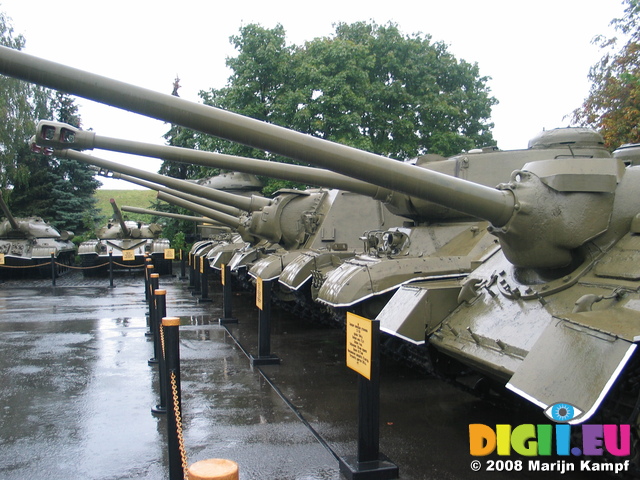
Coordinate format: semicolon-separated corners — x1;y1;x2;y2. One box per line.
0;269;608;479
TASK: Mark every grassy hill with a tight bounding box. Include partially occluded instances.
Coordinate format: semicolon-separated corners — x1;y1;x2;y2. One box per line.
94;189;157;221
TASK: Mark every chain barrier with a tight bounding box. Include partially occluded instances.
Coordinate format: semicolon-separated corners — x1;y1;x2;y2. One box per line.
160;323;166;359
0;260;145;270
170;370;189;479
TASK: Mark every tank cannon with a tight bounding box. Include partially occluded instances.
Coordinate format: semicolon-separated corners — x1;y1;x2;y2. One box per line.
121;205;224;225
0;191;76;277
3;46;640;430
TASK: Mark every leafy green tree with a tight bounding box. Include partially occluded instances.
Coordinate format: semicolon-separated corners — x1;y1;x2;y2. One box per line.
0;11;100;234
159;22;497;236
168;22;496;167
571;0;640;148
0;11;49;193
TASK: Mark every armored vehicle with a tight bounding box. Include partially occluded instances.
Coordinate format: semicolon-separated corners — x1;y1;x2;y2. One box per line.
79;198;170;275
295;127;611;320
5;46;640;439
0;191;75;277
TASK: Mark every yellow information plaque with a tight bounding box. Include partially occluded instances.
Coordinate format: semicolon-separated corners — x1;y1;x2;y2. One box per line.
164;248;175;260
0;253;5;265
256;277;263;310
346;312;373;380
221;263;226;286
122;250;135;261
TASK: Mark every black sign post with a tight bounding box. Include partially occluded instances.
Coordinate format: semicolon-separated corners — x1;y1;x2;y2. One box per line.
339;313;398;480
249;277;280;366
218;263;237;324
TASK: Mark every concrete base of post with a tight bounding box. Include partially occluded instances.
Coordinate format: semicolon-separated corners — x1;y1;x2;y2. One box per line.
339;454;399;480
249;353;281;366
218;317;238;325
188;458;239;480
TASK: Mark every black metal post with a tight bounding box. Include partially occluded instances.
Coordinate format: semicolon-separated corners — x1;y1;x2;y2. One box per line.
50;252;56;286
188;252;195;289
218;263;237;324
192;255;201;295
250;278;280;366
358;321;380;463
198;256;212;303
144;261;152;303
152;289;167;415
145;264;154;336
162;317;185;480
339;319;398;480
148;273;160;365
108;251;114;288
179;249;186;279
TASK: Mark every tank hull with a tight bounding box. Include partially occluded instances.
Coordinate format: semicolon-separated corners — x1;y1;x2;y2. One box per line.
79;238;171;276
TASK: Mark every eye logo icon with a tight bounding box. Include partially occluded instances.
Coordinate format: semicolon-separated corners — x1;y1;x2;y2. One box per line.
544;402;583;423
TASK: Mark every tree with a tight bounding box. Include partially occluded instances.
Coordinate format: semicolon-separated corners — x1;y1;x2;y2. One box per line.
571;0;640;148
162;22;497;194
0;11;100;234
0;11;47;193
48;93;102;234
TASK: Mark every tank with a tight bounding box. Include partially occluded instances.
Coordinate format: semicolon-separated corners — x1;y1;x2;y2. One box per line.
4;46;640;435
0;191;76;277
299;130;611;321
79;198;170;275
36;121;611;325
56;145;407;298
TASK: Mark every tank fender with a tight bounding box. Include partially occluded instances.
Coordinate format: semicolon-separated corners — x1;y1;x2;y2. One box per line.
506;307;639;424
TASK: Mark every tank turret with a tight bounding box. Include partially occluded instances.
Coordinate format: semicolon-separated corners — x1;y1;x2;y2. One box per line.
4;46;640;432
0;191;76;276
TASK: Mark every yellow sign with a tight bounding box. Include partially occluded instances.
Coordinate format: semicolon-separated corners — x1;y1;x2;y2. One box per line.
0;253;4;265
256;277;263;310
346;312;373;380
199;256;204;274
122;249;135;261
221;263;226;286
164;248;175;260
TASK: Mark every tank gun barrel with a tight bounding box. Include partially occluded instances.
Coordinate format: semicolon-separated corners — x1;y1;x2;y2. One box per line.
120;206;216;223
35;121;386;199
0;191;19;230
109;198;130;236
103;171;244;217
157;191;256;243
1;46;513;226
58;149;269;212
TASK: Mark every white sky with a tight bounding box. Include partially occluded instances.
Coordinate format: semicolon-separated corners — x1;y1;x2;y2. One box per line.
0;0;627;189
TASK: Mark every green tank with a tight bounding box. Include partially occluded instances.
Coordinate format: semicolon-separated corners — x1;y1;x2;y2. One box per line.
0;191;75;277
78;197;170;275
34;121;408;296
294;128;611;321
4;46;640;434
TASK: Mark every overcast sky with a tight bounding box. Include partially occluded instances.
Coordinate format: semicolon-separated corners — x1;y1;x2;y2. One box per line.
0;0;627;189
